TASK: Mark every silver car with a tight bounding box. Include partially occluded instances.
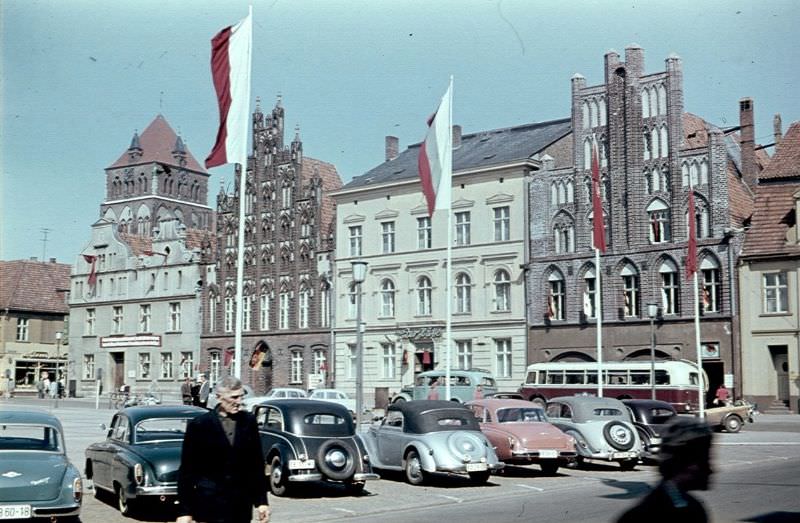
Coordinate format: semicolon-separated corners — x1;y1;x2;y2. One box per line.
361;400;504;485
545;396;642;470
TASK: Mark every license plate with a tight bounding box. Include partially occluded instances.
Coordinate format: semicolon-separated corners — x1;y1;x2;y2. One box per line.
465;463;487;472
613;452;636;459
539;450;558;458
0;504;31;520
288;459;316;470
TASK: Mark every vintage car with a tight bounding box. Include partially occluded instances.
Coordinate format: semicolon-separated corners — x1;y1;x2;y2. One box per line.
705;400;755;433
308;389;357;415
85;405;206;515
466;399;577;474
621;399;677;461
0;409;82;521
255;399;379;496
242;387;307;412
545;396;642;470
361;400;504;485
393;369;498;404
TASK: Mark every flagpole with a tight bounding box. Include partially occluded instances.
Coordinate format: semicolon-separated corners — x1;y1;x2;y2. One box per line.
595;247;603;397
694;271;705;418
444;75;454;401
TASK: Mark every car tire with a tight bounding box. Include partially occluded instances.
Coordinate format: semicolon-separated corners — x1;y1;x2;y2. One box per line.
269;455;289;496
619;459;638;471
116;483;134;516
317;440;357;481
540;460;559;475
603;421;635;451
724;415;743;433
345;480;366;495
468;470;491;484
404;450;427;485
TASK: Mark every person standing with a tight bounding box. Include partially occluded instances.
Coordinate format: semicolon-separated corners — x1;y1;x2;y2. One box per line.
197;374;210;409
180;377;194;405
714;384;730;406
176;375;269;523
615;417;714;523
427;379;440;400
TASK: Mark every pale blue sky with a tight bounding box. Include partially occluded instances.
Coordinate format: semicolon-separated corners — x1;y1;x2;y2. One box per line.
2;0;798;264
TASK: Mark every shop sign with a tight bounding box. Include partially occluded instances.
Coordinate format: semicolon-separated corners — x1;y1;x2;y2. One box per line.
100;335;162;348
396;326;443;340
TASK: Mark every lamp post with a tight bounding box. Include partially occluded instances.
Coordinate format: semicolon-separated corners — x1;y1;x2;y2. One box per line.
54;331;63;407
351;260;368;431
646;303;658;400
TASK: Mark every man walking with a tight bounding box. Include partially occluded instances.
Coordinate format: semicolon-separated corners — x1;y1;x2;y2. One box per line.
197;374;210;409
177;375;269;523
180;377;193;405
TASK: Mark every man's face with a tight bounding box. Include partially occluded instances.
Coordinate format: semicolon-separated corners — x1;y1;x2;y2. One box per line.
218;387;244;415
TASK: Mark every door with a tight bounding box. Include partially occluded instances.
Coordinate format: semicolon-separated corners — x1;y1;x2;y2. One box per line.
112;353;125;390
775;353;789;405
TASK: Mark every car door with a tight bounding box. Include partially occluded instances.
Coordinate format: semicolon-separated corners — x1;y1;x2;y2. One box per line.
376;411;405;467
92;414;126;488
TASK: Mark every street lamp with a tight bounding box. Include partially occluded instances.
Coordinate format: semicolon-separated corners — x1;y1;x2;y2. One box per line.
646;303;659;400
55;331;63;406
351;260;368;431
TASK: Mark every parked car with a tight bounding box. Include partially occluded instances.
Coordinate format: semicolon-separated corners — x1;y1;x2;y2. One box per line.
243;387;308;412
545;396;642;470
393;369;498;404
254;399;378;496
621;399;677;461
466;398;577;474
705;400;755;433
85;405;206;515
308;389;357;415
0;409;83;521
361;400;504;485
206;384;255;410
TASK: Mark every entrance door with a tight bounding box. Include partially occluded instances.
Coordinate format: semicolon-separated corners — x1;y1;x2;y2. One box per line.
775;353;789;405
703;360;724;406
111;353;125;390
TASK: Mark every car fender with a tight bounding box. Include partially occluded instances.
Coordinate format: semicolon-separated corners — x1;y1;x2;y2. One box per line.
111;451;140;498
404;441;436;472
264;441;295;465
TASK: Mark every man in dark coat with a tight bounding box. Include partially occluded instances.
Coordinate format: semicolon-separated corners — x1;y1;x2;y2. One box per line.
180;377;193;405
615;417;714;523
177;375;269;523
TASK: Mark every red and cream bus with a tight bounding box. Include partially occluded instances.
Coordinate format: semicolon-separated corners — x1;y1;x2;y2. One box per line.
518;360;705;412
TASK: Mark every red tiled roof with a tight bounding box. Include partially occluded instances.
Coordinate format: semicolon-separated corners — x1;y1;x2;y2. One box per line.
728;163;755;226
301;158;342;247
759;122;800;180
119;228;216;256
682;113;709;149
0;260;71;314
108;115;206;173
741;182;800;258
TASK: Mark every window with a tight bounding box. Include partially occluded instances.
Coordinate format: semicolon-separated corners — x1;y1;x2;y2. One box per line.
554;223;575;253
180;352;193;379
209;294;217;332
85;309;96;336
259;293;270;330
417;276;432;316
279;292;290;329
495;338;512;378
160;352;174;379
112;306;124;334
224;297;234;332
660;261;679;315
320;284;330;327
494;269;511;311
380;279;395;317
242;295;252;331
297;287;309;328
15;318;29;342
347;282;358;319
313;349;326;376
210;352;221;385
138;353;151;379
381;221;395;253
622;265;640;317
348;226;362;256
139;304;151;332
763;272;789;313
290;351;303;384
83;355;95;380
456;340;472;369
169;302;181;331
494;206;510;241
381;342;396;379
347;344;357;379
282;185;292;208
648;209;671;243
455;211;471;246
548;273;565;320
701;259;721;313
455;272;471;313
583;268;596;319
417;217;432;249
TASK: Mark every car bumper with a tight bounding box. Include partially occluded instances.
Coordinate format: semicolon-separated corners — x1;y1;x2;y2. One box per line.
511;450;577;460
135;484;177;496
288;472;323;482
353;473;380;481
29;504;81;518
436;462;504;473
583;450;640;461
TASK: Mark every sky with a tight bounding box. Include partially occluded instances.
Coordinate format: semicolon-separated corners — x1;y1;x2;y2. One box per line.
2;0;798;265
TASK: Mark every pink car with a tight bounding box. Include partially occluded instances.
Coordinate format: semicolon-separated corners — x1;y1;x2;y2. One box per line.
466;399;577;475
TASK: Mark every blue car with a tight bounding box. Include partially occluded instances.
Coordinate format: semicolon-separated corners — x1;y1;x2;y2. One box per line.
0;409;82;521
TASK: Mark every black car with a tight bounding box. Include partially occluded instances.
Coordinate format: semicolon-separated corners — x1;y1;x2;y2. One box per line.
254;399;379;496
621;399;677;461
85;405;206;515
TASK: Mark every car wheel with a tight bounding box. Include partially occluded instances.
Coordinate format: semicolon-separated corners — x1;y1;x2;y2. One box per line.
468;470;491;484
269;455;289;496
345;480;366;495
404;450;426;485
724;415;743;433
317;440;357;481
116;483;134;516
540;460;559;475
531;397;546;408
603;421;635;451
619;459;638;471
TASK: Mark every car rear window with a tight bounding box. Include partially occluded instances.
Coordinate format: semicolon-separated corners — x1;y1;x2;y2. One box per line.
592;408;623;417
0;424;61;452
496;408;546;423
648;408;676;423
134;418;190;443
294;413;354;438
436;417;469;427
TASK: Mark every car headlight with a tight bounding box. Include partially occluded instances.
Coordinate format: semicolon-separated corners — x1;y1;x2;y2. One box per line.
134;463;144;485
72;477;83;503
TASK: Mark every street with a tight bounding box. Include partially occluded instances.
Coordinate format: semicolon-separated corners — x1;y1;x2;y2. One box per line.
2;397;799;523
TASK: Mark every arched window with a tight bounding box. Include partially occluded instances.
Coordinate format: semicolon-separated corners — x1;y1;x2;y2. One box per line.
557;182;566;204
649;86;658;117
582;101;590;129
600;135;608;167
290;350;303;384
621;264;640;317
643;130;652;161
690;161;699;186
647;199;671;243
417;276;432;316
660;259;679;315
494;270;511;312
651;128;660;159
566;180;575;203
455;273;471;314
700;257;721;313
641;89;651;118
660;125;669;157
599;97;607;126
588;210;610;249
646;167;661;194
590;99;599;128
551;182;558;205
682;162;690;187
657;84;667;115
699;159;709;185
583;266;596;319
547;271;565;320
584;138;592;170
380;279;395;317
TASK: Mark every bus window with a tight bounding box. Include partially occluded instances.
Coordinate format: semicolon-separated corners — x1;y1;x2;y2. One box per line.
565;371;584;384
586;372;598;384
655;370;670;385
525;372;536;384
546;372;564;384
608;371;627;385
537;371;546;384
689;372;699;386
630;371;649;385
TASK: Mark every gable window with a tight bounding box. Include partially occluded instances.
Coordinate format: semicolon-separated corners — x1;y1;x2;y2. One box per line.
494;269;511;312
455;272;472;313
621;264;640;317
169;302;181;331
417;276;432;316
380;279;396;317
417;217;432;249
660;261;679;315
763;272;788;313
455;211;471;246
381;221;396;253
348;225;362;256
494;206;510;241
16;318;29;341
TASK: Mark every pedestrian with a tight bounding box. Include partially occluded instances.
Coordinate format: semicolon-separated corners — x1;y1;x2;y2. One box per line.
176;375;270;523
714;384;730;406
181;377;194;405
36;375;45;399
197;373;210;409
474;384;484;400
615;417;714;523
48;376;58;398
427;379;440;400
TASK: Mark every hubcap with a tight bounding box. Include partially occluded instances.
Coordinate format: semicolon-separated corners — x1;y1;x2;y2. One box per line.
327;449;347;468
272;466;282;483
409;457;421;479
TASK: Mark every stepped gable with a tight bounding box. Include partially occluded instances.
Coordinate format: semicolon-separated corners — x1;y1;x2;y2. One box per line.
0;260;71;314
108;114;206;173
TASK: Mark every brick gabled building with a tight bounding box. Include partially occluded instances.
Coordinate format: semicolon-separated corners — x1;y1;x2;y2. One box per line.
527;46;759;403
200;98;342;393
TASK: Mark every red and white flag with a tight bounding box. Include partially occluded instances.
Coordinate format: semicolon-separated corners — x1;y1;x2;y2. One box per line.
686;191;698;279
591;138;607;252
82;254;98;288
205;10;252;169
418;80;453;217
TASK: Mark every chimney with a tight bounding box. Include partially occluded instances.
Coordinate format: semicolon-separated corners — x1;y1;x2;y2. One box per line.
385;136;399;162
773;113;783;150
452;125;462;149
739;97;757;188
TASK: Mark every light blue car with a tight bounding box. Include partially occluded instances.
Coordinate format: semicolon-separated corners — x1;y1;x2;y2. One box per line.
393;369;498;404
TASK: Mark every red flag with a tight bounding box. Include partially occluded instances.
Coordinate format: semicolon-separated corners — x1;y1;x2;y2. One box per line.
421;351;431;365
206;11;252;168
591;139;607;252
650;218;661;243
223;348;235;367
82;254;98;287
418;80;453;217
686;191;697;279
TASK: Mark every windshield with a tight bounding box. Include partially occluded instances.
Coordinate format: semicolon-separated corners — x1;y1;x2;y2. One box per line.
0;424;62;452
134;417;191;443
496;408;546;423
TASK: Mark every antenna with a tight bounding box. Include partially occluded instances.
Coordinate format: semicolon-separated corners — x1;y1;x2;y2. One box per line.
40;227;52;261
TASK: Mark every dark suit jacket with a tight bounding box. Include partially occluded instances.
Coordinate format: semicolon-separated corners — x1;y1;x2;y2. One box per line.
177;408;268;523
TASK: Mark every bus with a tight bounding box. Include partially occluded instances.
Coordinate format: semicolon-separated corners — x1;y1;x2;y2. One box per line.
518;360;706;412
